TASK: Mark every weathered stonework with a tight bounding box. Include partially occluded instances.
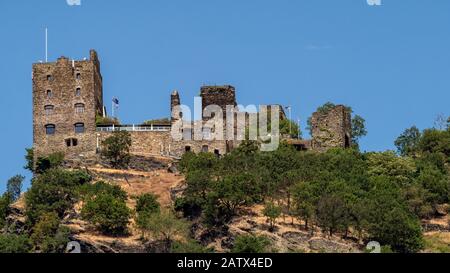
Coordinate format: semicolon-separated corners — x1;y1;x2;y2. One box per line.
311;105;352;152
33;50;103;161
32;50;352;163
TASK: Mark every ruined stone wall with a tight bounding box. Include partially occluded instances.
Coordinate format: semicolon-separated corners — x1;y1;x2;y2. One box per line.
311;105;352;152
201;85;237;121
33;50;103;160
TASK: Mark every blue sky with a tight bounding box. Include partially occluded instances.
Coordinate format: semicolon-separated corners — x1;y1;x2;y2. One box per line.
0;0;449;193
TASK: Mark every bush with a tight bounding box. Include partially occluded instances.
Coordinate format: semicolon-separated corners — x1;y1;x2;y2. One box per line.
0;194;13;228
35;152;65;174
0;234;31;253
81;193;131;235
25;169;89;224
263;202;281;232
30;212;70;253
135;193;160;215
232;235;270;253
101;131;132;168
6;175;25;202
78;181;127;201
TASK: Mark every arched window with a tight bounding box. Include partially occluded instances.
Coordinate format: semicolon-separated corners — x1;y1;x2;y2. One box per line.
47;75;53;81
46;90;53;99
44;105;54;115
75;103;85;113
45;124;56;135
74;123;85;134
202;145;209;153
76;73;81;80
76;88;81;96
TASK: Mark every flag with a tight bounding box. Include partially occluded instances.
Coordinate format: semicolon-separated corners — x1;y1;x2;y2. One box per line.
112;97;119;106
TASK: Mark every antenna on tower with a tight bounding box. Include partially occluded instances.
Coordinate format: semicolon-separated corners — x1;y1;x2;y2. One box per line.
45;27;48;63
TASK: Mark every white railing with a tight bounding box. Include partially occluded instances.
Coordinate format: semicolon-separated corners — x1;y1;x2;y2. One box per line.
97;125;171;132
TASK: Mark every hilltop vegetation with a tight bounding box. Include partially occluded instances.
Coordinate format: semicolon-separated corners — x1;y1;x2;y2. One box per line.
0;112;449;253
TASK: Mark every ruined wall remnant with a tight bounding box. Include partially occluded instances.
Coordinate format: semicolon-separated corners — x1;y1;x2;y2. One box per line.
33;50;103;160
311;105;352;152
200;85;237;120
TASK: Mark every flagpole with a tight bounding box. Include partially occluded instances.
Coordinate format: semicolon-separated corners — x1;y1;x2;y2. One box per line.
112;98;114;118
45;28;48;63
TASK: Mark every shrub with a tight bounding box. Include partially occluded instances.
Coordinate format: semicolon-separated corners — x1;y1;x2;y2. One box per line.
263;202;282;232
232;235;270;253
25;169;89;224
81;193;131;235
0;234;31;253
78;181;127;201
135;193;160;215
30;212;70;253
101;131;132;168
35;152;65;174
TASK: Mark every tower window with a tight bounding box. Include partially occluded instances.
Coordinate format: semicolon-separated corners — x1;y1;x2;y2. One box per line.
45;124;56;135
47;75;53;81
76;73;81;80
44;105;54;115
66;138;78;147
75;103;85;114
74;123;85;134
46;90;53;99
76;88;81;96
202;145;209;153
185;146;192;153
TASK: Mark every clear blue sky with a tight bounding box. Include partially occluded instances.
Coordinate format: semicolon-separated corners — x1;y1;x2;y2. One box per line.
0;0;449;193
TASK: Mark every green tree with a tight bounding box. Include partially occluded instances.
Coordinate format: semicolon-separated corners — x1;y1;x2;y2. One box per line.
140;210;189;252
25;169;89;224
81;193;131;235
6;175;24;202
351;115;368;146
292;182;316;230
366;151;416;186
395;126;421;157
0;193;12;228
101;131;132;168
78;181;127;201
263;202;282;232
418;129;450;162
232;234;270;253
35;152;65;174
135;193;160;215
0;234;31;253
24;148;34;173
30;212;70;253
316;195;348;237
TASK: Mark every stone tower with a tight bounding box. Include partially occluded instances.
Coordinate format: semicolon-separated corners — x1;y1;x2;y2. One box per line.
311;105;352;152
171;90;181;122
32;50;104;160
200;85;237;121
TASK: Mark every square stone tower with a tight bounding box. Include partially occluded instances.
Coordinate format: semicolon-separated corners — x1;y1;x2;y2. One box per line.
311;105;352;152
32;50;103;160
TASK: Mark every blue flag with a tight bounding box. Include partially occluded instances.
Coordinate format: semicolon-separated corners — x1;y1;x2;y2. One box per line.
113;98;119;105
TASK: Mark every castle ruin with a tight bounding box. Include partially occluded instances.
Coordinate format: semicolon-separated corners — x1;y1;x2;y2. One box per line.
32;50;352;161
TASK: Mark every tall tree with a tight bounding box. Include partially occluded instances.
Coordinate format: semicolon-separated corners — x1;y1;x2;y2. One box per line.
6;175;24;202
395;126;421;157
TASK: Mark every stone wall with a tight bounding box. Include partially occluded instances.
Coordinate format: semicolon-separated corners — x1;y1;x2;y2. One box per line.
311;105;352;152
33;50;103;160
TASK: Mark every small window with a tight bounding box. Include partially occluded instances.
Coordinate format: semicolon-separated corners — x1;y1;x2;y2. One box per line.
46;90;53;99
44;105;54;115
214;149;220;157
66;138;78;147
76;73;81;80
74;123;85;134
45;124;56;135
202;145;209;153
185;146;192;152
47;75;53;81
75;103;85;114
76;88;81;96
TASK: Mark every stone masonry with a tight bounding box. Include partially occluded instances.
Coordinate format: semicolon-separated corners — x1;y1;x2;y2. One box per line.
32;50;352;162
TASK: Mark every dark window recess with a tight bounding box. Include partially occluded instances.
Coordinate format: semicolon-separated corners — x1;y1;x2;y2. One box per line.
45;124;56;135
74;123;85;134
202;145;209;153
66;138;78;147
185;146;192;152
76;88;81;96
47;75;53;81
76;73;81;80
75;103;85;113
44;105;54;115
214;149;220;157
46;90;53;98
